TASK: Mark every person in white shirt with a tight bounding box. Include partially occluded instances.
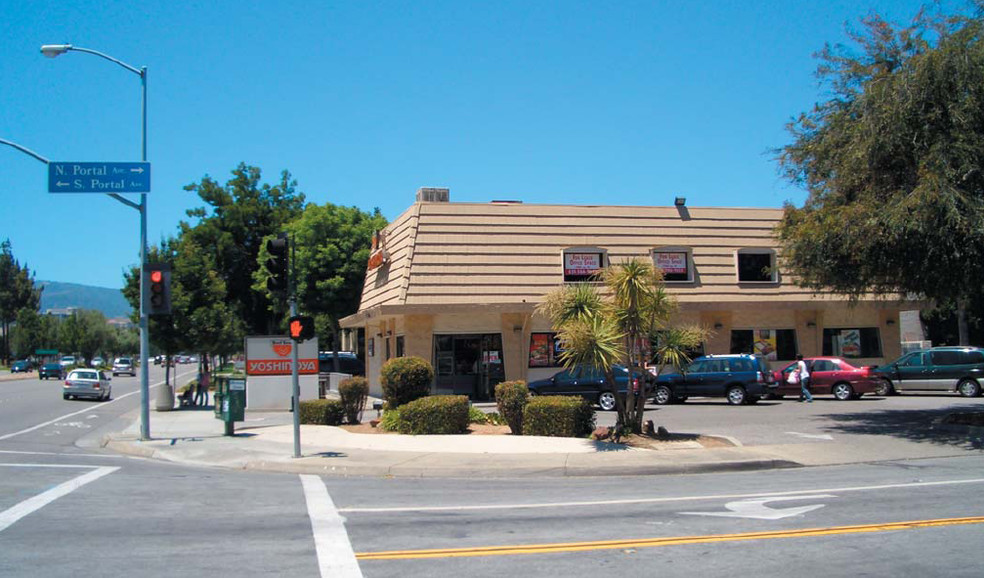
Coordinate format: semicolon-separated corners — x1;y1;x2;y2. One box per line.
796;354;812;402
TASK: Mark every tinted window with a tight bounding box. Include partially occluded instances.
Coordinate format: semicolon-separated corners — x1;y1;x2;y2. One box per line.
900;352;927;367
813;360;837;372
966;351;984;364
931;350;973;366
687;360;707;373
737;252;773;282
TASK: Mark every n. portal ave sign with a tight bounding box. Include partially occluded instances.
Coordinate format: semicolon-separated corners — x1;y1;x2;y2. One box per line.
48;161;151;193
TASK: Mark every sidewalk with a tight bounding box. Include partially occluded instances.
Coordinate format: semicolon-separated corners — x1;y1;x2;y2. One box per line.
102;401;984;478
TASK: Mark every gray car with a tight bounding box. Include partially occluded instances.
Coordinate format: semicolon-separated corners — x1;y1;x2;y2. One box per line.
871;347;984;397
63;369;112;401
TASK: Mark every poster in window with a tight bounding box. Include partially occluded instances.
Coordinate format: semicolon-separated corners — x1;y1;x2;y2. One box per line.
840;329;861;357
529;333;551;367
553;335;566;363
655;252;687;275
754;329;777;360
564;252;602;276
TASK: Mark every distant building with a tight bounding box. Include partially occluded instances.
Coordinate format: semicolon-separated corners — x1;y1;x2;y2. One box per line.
108;317;135;329
44;307;79;318
341;188;914;400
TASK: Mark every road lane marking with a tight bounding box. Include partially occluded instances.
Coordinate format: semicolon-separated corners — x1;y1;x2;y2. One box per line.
680;494;836;519
339;477;984;513
355;515;984;560
300;475;363;578
0;450;121;458
0;370;195;441
0;466;119;533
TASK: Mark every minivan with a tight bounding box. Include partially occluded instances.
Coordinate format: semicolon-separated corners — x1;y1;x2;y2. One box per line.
871;347;984;397
652;353;777;405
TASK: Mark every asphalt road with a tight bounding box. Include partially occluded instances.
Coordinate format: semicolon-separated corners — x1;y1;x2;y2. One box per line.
1;367;982;577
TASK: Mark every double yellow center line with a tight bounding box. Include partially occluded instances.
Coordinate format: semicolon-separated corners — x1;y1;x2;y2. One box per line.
356;515;984;560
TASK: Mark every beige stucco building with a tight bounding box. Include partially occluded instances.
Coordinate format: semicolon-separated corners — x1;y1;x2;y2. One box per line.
340;188;907;400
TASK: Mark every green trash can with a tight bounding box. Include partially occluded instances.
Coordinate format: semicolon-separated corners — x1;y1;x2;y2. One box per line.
214;376;246;435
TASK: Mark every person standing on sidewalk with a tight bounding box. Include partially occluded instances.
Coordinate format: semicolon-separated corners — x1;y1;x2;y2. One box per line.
796;354;812;402
194;359;210;407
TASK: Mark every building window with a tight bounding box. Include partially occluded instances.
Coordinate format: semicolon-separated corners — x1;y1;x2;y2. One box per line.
823;328;882;358
396;335;405;357
730;329;797;361
736;249;776;283
563;248;605;282
653;247;694;283
529;332;565;367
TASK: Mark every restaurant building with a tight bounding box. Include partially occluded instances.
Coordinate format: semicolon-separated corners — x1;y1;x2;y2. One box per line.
339;188;908;400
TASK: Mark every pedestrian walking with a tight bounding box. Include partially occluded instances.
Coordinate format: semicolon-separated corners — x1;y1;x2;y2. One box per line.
796;354;812;402
194;362;210;407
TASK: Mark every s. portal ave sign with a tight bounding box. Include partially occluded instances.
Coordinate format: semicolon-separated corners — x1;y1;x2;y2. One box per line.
48;161;151;193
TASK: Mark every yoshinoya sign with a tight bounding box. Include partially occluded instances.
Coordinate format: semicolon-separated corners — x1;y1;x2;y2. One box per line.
245;336;318;376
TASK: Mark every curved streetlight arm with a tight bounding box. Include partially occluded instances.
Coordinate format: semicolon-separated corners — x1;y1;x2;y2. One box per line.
0;137;50;164
41;44;144;78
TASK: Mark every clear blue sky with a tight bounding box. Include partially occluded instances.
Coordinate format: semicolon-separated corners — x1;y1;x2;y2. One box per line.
1;0;950;289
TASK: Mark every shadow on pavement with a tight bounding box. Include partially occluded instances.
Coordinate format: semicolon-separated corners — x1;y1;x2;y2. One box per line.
817;403;984;450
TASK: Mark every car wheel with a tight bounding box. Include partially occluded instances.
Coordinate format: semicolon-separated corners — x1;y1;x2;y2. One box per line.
874;379;895;396
598;391;617;411
653;385;673;405
833;383;854;401
727;386;747;405
958;379;981;397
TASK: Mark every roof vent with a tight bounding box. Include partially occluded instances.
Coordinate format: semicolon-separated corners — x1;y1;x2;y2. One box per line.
416;187;449;203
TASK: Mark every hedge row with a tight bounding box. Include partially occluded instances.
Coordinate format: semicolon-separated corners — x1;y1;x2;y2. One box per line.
522;395;595;438
397;395;470;435
298;399;345;426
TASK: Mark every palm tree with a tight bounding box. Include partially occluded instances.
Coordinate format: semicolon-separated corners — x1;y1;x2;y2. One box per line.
538;258;706;434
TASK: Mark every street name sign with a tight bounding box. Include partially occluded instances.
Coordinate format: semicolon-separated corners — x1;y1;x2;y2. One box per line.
48;161;151;193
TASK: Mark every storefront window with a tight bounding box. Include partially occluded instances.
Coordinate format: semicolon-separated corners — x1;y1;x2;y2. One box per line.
730;329;797;360
823;328;882;358
529;332;564;367
563;249;605;282
396;335;405;357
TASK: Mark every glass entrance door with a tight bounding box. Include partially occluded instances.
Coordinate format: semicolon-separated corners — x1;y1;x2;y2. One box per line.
434;333;505;400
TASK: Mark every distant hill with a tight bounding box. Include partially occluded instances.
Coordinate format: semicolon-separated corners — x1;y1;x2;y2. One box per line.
39;281;132;319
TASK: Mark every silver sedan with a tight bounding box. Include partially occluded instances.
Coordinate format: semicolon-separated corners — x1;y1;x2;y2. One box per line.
63;369;112;401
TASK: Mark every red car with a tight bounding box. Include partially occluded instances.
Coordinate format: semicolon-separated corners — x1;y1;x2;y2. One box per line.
772;357;879;400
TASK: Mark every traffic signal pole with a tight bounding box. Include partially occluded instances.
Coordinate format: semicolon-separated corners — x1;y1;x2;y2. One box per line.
290;234;301;458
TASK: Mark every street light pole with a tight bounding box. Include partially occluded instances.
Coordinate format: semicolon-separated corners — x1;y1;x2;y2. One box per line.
41;44;157;440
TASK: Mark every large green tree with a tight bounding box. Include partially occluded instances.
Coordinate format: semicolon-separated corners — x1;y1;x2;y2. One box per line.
0;239;43;363
182;163;305;335
537;259;705;434
253;202;387;354
11;308;58;359
775;5;984;343
59;309;112;364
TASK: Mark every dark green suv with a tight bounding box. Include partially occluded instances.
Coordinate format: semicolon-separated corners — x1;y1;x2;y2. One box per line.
871;347;984;397
652;353;777;405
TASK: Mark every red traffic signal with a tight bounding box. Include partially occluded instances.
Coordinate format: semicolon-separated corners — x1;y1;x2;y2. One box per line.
288;315;315;342
144;263;172;315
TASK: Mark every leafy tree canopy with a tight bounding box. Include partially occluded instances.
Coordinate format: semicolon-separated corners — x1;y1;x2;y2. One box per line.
776;4;984;312
0;239;42;363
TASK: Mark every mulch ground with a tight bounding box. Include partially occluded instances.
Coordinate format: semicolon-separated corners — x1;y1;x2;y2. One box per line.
337;422;734;449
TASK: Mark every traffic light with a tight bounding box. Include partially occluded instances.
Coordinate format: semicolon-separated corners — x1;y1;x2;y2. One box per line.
265;233;289;294
288;315;315;342
144;263;172;315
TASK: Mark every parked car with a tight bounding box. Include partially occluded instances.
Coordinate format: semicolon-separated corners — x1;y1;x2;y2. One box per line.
11;360;34;373
63;368;112;401
652;353;776;405
871;346;984;397
318;351;366;376
59;355;77;368
112;357;136;377
39;363;65;380
527;364;651;411
772;357;879;400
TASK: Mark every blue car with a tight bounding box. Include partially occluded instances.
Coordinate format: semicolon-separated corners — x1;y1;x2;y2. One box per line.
527;365;650;411
652;354;777;405
11;360;34;373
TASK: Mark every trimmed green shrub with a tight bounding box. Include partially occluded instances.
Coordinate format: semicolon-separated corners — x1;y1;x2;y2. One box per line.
522;395;595;438
338;376;369;424
299;399;345;426
398;395;470;435
495;380;529;435
378;407;401;432
380;356;434;408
